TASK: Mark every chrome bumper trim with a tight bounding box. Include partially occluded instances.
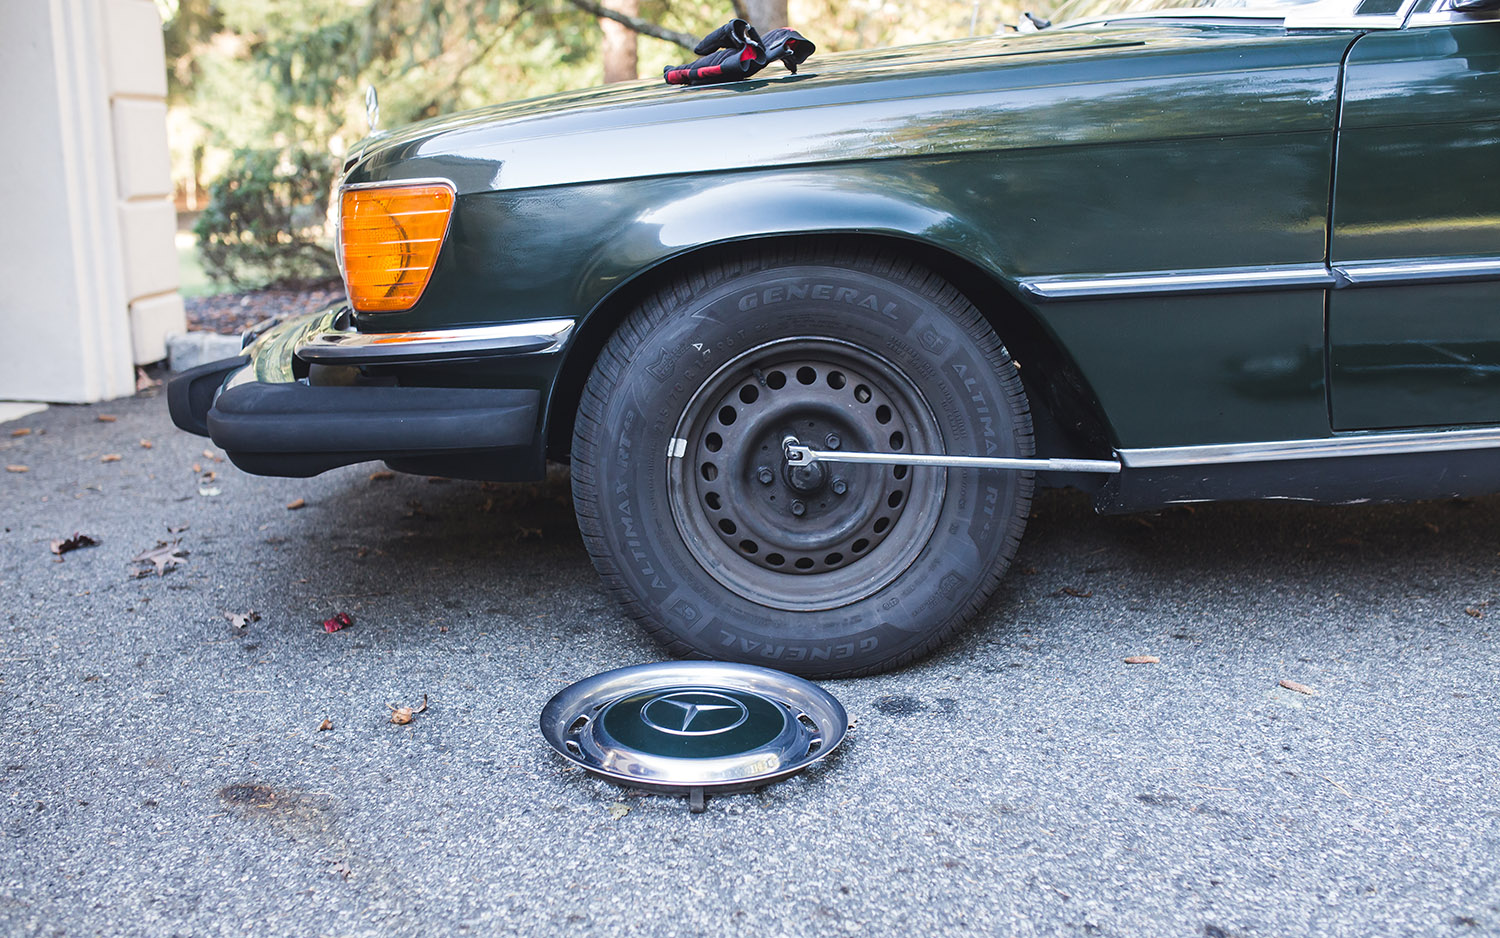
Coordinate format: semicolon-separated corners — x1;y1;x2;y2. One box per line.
1119;427;1500;469
296;318;575;365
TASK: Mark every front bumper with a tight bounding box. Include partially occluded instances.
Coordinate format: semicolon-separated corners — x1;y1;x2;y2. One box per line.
167;305;559;479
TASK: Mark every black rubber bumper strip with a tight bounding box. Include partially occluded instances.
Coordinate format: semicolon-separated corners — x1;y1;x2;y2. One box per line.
206;382;541;477
167;355;250;437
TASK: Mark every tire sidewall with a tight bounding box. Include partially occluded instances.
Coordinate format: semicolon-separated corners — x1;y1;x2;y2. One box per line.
587;263;1030;675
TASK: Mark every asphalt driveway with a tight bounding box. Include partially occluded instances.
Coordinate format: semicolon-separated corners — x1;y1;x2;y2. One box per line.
2;389;1497;937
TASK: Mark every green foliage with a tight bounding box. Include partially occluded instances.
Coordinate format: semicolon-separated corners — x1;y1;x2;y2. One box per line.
193;147;339;289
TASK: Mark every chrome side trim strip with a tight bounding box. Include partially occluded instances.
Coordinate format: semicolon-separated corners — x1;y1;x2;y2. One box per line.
1020;264;1334;300
1337;257;1500;286
297;318;576;366
1119;427;1500;469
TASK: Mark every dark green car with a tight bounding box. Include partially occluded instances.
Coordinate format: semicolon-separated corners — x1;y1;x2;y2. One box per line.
169;0;1500;677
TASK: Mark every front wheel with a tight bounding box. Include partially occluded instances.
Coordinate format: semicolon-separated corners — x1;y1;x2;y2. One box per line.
572;245;1034;677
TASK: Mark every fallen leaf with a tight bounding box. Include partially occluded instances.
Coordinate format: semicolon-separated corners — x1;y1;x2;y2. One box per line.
10;428;30;437
328;860;351;880
1465;607;1484;618
1279;679;1316;696
607;802;631;820
191;463;202;473
139;439;152;449
225;610;260;629
100;454;122;463
1057;587;1093;598
1124;655;1160;665
167;524;189;534
131;540;187;577
322;612;354;633
50;533;100;557
201;470;216;482
389;694;428;725
286;498;306;510
198;485;221;497
96;415;117;423
317;719;333;732
135;367;159;392
203;449;222;462
6;465;27;473
368;470;395;481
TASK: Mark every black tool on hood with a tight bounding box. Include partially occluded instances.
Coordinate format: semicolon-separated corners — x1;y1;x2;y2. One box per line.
664;18;816;86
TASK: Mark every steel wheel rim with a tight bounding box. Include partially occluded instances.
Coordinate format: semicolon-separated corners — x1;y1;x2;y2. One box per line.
667;337;946;612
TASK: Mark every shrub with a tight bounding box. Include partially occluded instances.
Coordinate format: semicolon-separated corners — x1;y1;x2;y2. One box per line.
194;146;340;290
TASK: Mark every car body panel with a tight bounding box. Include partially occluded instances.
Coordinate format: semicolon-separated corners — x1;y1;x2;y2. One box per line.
1329;20;1500;429
347;25;1354;449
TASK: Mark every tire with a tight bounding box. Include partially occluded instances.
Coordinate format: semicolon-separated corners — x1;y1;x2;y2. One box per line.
571;243;1034;678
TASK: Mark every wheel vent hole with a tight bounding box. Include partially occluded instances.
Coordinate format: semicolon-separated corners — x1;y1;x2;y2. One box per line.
827;371;847;390
739;539;758;554
565;740;582;756
705;492;722;510
889;430;905;449
739;385;759;405
794;557;815;570
854;384;872;404
568;715;590;734
718;518;738;536
875;404;892;424
797;713;819;732
796;366;817;385
766;370;786;390
701;463;718;482
888;490;904;509
893;465;908;480
705;432;722;453
825;552;843;566
852;538;870;553
718;405;737;426
766;553;785;567
874;517;891;534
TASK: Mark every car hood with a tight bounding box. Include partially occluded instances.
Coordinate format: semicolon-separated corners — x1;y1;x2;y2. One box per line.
344;23;1319;193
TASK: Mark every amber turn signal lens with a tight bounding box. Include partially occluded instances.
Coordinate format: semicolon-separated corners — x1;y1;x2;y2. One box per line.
339;183;455;313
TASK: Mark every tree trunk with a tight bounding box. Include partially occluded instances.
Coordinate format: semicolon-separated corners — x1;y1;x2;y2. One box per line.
600;0;639;83
742;0;788;30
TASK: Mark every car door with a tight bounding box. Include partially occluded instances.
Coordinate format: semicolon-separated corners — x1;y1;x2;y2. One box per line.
1328;0;1500;430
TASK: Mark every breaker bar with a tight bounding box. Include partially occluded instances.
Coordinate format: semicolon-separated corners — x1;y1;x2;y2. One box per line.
781;437;1121;474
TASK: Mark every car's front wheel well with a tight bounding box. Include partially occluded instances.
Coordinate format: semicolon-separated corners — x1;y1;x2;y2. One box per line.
544;234;1114;471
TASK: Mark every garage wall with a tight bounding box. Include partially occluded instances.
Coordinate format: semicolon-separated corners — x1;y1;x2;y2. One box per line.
0;0;183;403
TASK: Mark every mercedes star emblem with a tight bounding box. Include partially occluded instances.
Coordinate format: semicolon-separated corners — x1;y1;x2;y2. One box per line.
641;691;749;736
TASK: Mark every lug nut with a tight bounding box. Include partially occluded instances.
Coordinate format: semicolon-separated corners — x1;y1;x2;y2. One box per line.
791;499;806;517
825;432;841;449
831;478;847;495
757;466;774;485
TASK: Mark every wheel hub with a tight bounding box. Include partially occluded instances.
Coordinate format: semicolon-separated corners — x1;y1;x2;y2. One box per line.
667;338;946;611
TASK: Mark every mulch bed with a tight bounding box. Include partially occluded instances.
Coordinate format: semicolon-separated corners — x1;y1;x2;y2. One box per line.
184;285;345;335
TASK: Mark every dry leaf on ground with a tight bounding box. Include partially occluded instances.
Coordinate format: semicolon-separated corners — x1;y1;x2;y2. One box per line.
286;498;306;510
1057;587;1093;598
368;470;394;481
6;465;27;473
1124;655;1160;665
100;454;122;463
1279;679;1316;696
1465;607;1484;618
608;803;631;820
96;415;117;423
317;719;333;732
225;610;260;629
139;439;152;449
10;428;30;437
131;541;187;577
389;695;428;725
50;533;100;558
322;612;354;633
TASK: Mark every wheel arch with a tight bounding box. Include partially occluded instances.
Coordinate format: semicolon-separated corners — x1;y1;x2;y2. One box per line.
543;233;1115;468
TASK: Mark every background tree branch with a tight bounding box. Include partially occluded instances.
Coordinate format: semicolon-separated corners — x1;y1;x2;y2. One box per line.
564;0;698;50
